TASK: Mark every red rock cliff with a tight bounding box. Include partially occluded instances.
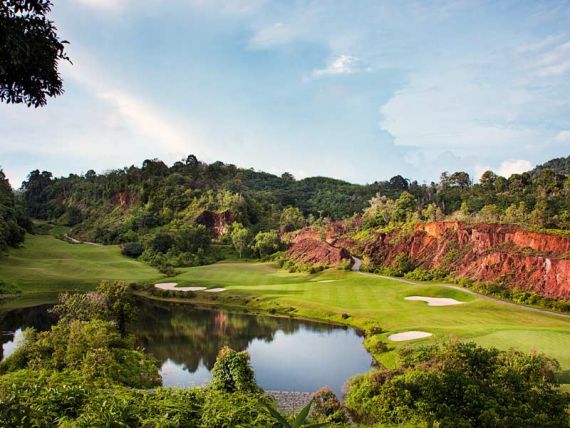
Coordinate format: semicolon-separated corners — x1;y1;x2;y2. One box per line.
362;222;570;299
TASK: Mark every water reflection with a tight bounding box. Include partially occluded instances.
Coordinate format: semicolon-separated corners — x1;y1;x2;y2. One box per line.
0;300;373;394
135;300;373;393
0;305;57;360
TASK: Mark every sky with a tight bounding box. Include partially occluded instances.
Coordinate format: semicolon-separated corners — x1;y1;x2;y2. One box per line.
1;0;570;188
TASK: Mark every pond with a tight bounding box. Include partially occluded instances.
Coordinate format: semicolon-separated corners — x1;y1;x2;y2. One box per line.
0;299;373;395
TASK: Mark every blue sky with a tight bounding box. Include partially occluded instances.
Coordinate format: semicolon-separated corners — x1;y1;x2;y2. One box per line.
1;0;569;187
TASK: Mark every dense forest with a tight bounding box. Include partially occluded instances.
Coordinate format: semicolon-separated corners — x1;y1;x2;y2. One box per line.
3;154;569;269
0;170;29;253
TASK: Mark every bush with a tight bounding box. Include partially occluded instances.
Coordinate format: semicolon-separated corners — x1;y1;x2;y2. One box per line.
0;280;20;296
121;242;143;258
310;387;348;424
210;346;260;394
344;341;570;427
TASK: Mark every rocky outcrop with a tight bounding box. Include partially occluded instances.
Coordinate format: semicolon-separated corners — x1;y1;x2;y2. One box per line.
195;210;234;238
362;222;570;299
287;238;352;266
112;191;140;208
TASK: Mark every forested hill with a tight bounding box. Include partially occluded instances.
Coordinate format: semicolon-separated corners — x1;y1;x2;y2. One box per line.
7;153;570;253
530;155;570;176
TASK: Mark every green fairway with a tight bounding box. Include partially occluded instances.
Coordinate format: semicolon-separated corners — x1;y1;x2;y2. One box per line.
0;234;163;293
165;261;570;372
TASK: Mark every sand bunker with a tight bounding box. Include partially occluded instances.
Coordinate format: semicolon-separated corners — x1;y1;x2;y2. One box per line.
318;280;338;283
204;288;226;293
405;296;464;306
388;331;432;341
154;283;206;292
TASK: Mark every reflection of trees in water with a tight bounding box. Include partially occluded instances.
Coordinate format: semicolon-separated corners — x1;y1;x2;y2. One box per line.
133;300;341;372
0;305;57;360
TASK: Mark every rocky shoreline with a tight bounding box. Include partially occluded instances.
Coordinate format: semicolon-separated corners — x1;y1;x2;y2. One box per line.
266;390;314;413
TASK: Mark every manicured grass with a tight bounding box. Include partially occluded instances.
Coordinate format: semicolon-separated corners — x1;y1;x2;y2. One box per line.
0;234;163;293
168;261;570;372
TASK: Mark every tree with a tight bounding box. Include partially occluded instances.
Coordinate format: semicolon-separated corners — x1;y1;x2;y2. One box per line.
393;191;417;222
210;346;260;393
230;223;250;258
96;280;136;335
280;206;304;232
252;230;281;257
0;0;70;107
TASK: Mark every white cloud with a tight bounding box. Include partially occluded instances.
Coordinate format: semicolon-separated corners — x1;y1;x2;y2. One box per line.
249;22;300;48
496;159;533;177
312;55;369;77
75;0;124;12
519;37;570;77
555;130;570;143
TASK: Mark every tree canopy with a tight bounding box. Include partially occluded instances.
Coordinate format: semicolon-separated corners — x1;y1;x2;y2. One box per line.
0;0;69;107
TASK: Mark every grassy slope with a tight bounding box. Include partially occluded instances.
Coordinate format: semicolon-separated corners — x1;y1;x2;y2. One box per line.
0;234;162;293
166;262;570;373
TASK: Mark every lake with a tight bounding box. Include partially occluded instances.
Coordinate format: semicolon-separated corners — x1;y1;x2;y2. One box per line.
0;299;373;395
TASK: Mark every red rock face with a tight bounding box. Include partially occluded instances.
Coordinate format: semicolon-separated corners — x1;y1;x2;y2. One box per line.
195;210;234;239
362;222;570;299
112;191;140;208
287;238;351;266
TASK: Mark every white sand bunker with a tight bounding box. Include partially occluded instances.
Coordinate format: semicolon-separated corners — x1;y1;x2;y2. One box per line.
204;288;226;293
318;280;338;283
154;283;206;292
388;331;433;341
405;296;464;306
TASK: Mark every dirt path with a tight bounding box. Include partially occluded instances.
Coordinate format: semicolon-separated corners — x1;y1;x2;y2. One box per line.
351;257;570;319
64;234;101;246
351;256;362;272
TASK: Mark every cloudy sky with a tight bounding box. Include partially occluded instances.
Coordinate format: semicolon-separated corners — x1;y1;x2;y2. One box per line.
1;0;570;187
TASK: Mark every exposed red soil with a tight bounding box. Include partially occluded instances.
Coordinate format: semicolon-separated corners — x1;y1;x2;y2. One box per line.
361;222;570;299
195;210;234;238
286;238;351;266
112;191;140;208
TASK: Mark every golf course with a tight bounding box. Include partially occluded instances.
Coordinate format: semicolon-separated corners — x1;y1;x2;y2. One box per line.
2;232;569;384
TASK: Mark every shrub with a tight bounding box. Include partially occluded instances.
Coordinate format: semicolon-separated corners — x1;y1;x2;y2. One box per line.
311;387;348;424
210;346;260;393
0;280;20;296
345;341;570;427
121;242;144;258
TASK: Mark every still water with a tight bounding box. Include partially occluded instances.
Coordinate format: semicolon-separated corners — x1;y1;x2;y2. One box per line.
0;300;373;394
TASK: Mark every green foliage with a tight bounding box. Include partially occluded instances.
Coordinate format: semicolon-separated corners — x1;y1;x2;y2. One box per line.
463;280;570;313
121;241;144;258
0;0;70;107
0;169;27;252
0;279;20;296
404;267;449;281
344;341;570;427
0;371;275;428
264;399;325;428
0;319;161;388
201;390;277;428
230;223;251;258
50;291;107;322
310;387;348;424
280;206;305;232
96;280;136;334
252;230;282;257
210;346;260;394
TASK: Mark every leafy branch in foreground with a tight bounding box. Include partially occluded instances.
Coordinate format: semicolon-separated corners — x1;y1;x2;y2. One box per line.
264;399;327;428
